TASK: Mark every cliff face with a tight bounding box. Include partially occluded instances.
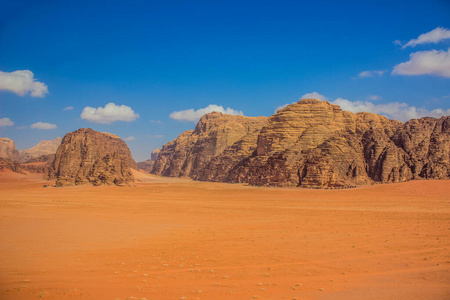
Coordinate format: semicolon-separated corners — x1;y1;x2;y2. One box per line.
49;128;138;186
0;138;20;161
152;112;268;178
152;100;450;188
19;137;62;163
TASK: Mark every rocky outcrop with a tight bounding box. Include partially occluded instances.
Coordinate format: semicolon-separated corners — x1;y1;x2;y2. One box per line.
0;138;20;161
48;128;137;186
137;148;161;172
152;112;268;178
153;99;450;188
0;157;23;173
19;137;62;162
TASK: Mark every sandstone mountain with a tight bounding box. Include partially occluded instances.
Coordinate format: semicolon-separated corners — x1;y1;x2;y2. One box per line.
137;148;161;172
19;137;62;162
0;138;20;161
48;128;138;186
151;99;450;188
152;112;268;178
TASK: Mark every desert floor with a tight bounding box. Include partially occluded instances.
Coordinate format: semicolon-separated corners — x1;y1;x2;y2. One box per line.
0;170;449;300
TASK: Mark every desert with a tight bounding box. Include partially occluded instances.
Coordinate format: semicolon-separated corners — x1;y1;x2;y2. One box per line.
1;2;450;299
1;170;449;299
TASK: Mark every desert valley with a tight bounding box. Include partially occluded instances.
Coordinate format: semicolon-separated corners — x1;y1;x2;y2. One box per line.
1;99;449;299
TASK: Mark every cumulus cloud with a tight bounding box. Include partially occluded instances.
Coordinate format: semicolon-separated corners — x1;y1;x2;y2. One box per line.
124;136;135;141
392;48;450;78
0;70;48;97
275;92;449;122
0;117;14;127
30;122;57;130
358;70;385;78
402;27;450;49
169;104;243;122
81;102;139;124
332;98;450;122
63;106;74;111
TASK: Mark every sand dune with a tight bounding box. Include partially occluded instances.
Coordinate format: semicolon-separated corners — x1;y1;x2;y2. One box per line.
0;173;449;299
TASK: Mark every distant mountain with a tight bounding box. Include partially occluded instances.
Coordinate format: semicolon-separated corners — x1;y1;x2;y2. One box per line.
152;99;450;188
19;137;62;163
137;148;161;172
0;138;20;161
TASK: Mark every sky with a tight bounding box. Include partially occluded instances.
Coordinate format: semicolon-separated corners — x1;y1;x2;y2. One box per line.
0;0;449;161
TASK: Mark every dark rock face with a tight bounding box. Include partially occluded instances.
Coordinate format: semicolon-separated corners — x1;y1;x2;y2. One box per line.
152;100;450;188
49;128;137;186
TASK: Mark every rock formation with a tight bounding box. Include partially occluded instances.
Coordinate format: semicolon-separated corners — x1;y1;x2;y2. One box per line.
152;99;450;188
19;137;62;162
137;148;161;172
0;138;20;161
49;128;138;186
0;157;23;173
152;112;268;178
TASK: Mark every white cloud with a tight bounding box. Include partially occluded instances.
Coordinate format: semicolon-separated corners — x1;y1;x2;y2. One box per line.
81;102;139;124
63;106;74;111
392;48;450;78
276;92;449;122
402;27;450;49
124;136;135;141
393;40;402;46
0;117;14;127
300;91;328;101
30;122;57;130
0;70;48;97
358;70;385;78
367;95;381;101
276;92;329;112
170;104;243;122
332;98;450;122
16;126;27;130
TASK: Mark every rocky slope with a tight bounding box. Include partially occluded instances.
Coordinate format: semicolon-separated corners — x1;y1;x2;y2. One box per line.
19;137;62;162
151;99;450;188
0;138;20;161
137;148;161;172
48;128;138;186
152;112;268;178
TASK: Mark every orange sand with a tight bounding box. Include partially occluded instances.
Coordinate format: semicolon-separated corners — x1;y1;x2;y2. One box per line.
0;171;449;299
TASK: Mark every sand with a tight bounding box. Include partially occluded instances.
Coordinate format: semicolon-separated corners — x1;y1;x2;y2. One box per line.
0;171;449;299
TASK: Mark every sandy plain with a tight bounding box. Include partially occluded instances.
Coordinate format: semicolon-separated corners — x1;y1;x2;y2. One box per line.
0;170;449;300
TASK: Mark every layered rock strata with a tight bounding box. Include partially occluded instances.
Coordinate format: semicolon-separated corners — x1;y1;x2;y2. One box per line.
152;99;450;188
49;128;137;186
152;112;268;178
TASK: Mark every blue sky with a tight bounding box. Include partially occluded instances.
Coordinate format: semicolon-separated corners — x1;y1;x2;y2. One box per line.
1;0;449;161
